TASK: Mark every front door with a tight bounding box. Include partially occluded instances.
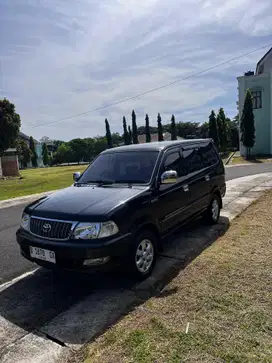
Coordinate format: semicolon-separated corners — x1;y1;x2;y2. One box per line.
155;149;191;234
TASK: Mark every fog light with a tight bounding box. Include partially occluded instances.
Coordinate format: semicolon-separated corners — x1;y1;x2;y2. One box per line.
83;257;110;266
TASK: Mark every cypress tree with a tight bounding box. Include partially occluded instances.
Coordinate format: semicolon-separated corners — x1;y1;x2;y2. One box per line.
217;108;229;151
208;110;220;148
240;89;255;158
105;118;113;148
157;113;164;141
170;114;177;140
145;114;151;142
122;116;129;145
132;110;138;144
42;142;49;166
29;136;38;167
128;126;132;144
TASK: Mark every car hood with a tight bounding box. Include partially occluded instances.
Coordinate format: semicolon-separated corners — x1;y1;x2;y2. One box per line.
28;184;146;221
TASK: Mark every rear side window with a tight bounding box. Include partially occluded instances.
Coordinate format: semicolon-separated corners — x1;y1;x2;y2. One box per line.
199;142;219;167
181;148;204;175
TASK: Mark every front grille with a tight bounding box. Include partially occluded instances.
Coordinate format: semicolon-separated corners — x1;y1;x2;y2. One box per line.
30;217;73;240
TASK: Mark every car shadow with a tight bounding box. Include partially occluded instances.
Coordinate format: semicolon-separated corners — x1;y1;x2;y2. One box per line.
0;216;229;350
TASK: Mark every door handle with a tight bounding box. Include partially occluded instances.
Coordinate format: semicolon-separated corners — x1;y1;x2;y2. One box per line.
183;184;189;192
205;175;210;181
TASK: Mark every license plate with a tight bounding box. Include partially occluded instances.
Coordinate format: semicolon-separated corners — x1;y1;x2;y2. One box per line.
29;246;56;263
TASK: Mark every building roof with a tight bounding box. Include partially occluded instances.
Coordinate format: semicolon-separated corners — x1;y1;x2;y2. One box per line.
256;47;272;74
103;139;211;153
19;132;40;144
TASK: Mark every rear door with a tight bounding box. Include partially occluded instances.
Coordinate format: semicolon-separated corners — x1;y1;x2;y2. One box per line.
181;146;209;216
156;148;191;233
198;141;222;196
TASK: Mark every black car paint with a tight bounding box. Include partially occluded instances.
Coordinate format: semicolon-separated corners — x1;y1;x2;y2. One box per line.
17;139;226;270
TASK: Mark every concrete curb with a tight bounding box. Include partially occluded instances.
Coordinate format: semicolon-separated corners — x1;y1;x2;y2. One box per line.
0;190;59;210
2;174;272;363
224;151;236;165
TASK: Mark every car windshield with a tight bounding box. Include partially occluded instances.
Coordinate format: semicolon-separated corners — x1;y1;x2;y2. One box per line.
78;150;159;185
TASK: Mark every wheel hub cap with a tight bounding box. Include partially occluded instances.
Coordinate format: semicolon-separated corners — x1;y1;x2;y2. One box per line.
212;199;219;220
135;239;154;273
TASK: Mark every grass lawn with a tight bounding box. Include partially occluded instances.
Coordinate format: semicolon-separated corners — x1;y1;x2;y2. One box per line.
0;165;87;200
79;192;272;363
231;156;272;165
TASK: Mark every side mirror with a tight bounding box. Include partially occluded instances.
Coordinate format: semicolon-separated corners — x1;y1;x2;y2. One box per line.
73;172;81;182
161;170;178;184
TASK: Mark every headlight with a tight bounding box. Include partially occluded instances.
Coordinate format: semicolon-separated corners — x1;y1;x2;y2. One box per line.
21;213;30;230
73;221;119;240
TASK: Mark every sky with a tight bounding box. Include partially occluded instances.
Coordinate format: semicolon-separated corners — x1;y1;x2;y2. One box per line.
1;0;272;142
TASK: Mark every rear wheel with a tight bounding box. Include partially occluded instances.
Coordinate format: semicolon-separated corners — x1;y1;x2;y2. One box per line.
125;230;157;280
205;194;221;224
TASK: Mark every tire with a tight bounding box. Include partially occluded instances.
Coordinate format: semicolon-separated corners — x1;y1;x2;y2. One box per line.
205;194;221;224
125;230;157;280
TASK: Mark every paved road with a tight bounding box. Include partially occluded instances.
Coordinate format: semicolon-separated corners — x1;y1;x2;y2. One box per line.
225;163;272;180
1;162;272;285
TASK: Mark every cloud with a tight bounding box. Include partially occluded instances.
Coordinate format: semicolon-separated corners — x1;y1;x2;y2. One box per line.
1;0;271;141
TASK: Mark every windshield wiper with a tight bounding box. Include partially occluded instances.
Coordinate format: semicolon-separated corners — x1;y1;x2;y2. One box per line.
78;180;115;186
113;180;146;184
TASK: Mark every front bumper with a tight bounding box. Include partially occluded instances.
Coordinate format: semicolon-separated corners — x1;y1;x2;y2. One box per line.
16;229;131;270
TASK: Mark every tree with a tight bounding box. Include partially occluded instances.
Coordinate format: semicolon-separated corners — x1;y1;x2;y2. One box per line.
53;140;65;151
128;126;132;144
157;113;164;141
111;132;122;147
0;98;21;155
233;113;239;128
145;114;151;143
208;110;220;148
228;117;239;150
217;108;229;151
240;89;255;158
198;122;209;138
40;136;51;144
138;125;157;135
54;143;73;164
170;114;177;140
16;139;31;168
132;110;138;144
69;138;89;163
93;136;108;155
29;136;38;167
42;142;49;166
105;118;113;148
176;121;199;138
122;116;129;145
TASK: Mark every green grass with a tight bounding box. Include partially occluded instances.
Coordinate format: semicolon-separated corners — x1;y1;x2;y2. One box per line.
0;165;87;200
81;192;272;363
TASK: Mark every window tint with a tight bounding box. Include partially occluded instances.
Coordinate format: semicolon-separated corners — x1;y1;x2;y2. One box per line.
79;151;159;184
181;148;204;174
162;151;182;177
199;142;219;167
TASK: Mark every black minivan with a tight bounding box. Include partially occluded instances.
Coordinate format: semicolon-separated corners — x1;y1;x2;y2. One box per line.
17;139;226;279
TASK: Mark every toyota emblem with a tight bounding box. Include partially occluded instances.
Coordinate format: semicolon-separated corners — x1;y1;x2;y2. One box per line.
42;223;52;233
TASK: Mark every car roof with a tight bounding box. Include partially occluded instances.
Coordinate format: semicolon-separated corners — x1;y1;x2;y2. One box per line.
102;139;212;153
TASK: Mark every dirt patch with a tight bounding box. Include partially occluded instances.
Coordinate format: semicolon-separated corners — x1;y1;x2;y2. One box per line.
74;192;272;363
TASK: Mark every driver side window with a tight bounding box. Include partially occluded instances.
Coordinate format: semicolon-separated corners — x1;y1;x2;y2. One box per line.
162;151;182;176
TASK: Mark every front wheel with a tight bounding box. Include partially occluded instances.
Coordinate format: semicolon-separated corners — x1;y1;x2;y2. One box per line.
205;194;221;224
125;230;157;280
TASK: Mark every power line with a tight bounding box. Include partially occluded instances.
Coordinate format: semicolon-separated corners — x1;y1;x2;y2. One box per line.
28;43;271;129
